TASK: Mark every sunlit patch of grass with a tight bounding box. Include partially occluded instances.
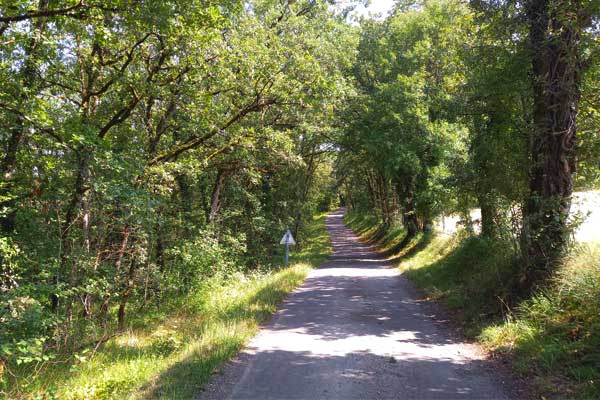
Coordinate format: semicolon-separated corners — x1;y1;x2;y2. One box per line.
343;212;380;238
402;235;520;333
293;213;332;266
344;212;407;253
395;234;455;269
8;213;329;400
20;267;311;400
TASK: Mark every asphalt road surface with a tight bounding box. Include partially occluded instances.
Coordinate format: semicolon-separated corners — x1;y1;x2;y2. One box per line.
200;209;512;400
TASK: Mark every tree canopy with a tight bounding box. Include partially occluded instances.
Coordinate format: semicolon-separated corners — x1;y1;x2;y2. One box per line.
1;0;599;395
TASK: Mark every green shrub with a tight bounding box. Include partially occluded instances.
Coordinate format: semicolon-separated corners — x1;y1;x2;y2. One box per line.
165;229;246;290
1;240;58;370
0;294;58;374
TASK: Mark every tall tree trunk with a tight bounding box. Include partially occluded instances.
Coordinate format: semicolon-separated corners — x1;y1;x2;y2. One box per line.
55;151;90;313
365;171;378;212
376;173;390;227
479;195;498;238
522;0;586;288
208;168;230;224
397;174;419;239
344;181;353;209
472;113;499;239
98;227;130;327
118;254;136;331
0;122;25;234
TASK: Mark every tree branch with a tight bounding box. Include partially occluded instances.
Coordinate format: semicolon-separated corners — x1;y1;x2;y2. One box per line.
97;90;140;138
0;2;121;24
148;98;277;165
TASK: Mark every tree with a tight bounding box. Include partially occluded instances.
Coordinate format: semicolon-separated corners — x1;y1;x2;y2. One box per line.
338;0;468;240
521;0;596;287
0;0;356;377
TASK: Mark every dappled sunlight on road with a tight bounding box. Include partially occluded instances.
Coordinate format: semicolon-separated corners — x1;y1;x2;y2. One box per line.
308;267;400;278
248;326;480;363
201;208;512;400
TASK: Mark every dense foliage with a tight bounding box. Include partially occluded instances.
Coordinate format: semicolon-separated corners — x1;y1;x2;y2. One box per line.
1;0;599;397
338;2;600;396
337;0;600;282
0;0;350;383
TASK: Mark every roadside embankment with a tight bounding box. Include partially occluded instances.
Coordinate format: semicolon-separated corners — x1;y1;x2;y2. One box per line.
345;211;600;399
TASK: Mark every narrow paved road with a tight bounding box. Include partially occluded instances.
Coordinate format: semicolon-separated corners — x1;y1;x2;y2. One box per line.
201;209;512;400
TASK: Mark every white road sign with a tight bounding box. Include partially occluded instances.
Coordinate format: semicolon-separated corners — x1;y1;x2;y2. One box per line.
280;229;296;245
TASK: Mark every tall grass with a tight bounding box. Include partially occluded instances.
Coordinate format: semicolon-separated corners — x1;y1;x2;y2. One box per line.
345;210;600;399
4;213;331;400
481;244;600;398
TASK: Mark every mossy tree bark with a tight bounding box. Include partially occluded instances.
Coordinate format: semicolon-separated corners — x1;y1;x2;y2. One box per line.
522;0;588;288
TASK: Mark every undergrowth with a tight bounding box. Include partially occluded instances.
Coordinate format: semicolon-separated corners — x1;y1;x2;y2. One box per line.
3;213;330;400
481;244;600;398
345;210;600;399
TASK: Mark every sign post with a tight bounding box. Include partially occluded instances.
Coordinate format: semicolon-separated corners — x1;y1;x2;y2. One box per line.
279;229;296;266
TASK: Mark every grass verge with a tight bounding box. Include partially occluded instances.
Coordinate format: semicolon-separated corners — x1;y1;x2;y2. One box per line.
6;213;330;400
345;210;600;399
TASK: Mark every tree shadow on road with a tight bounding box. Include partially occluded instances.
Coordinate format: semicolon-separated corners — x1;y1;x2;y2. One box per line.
197;348;508;399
